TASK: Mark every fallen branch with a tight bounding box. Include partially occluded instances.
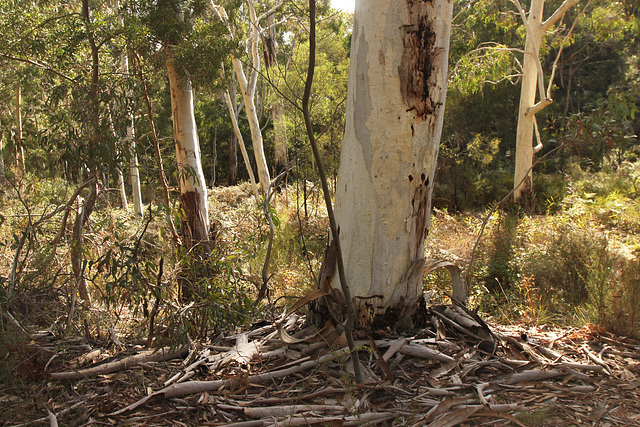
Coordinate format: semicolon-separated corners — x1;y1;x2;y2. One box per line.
111;348;348;415
50;346;189;380
505;369;565;384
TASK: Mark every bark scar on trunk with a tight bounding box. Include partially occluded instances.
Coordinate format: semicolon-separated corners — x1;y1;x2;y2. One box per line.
399;0;440;119
180;190;207;246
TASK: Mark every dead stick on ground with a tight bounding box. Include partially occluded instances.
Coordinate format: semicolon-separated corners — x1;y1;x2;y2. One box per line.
50;346;188;380
111;348;347;415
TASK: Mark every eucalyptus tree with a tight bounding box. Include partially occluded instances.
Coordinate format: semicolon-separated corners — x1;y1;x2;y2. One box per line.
326;0;454;329
141;0;228;249
210;0;282;197
511;0;579;205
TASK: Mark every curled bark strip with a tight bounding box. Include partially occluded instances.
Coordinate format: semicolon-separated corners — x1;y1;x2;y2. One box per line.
277;289;324;344
424;258;466;306
398;343;454;363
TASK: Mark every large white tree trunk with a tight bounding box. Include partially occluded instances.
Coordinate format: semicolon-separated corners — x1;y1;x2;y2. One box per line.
330;0;453;328
167;53;210;245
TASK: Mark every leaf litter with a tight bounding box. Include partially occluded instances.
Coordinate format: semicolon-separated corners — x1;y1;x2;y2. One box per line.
3;305;640;426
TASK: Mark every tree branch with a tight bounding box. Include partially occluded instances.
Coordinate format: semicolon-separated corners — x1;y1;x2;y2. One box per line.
542;0;580;32
302;0;362;385
545;0;591;99
0;52;74;82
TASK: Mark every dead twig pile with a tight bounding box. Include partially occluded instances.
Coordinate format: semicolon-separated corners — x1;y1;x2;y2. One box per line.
4;306;640;426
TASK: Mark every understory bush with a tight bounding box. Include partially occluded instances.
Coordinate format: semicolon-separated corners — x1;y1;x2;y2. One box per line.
473;160;640;336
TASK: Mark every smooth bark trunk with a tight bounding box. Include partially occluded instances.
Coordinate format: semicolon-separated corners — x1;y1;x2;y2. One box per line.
15;83;25;175
512;0;578;204
224;89;261;199
329;0;453;329
0;126;5;187
230;1;270;196
127;121;143;215
115;0;143;215
228;131;237;186
232;57;270;196
513;0;544;205
134;52;179;243
166;52;210;246
117;158;129;211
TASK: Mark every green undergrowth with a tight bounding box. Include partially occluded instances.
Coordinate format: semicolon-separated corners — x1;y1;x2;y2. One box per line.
1;160;639;355
426;160;640;337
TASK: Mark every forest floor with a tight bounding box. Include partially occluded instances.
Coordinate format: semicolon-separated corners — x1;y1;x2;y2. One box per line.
1;184;639;425
1;313;639;426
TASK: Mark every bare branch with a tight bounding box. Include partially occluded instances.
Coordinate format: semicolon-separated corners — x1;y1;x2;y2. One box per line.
0;53;74;82
542;0;580;32
546;0;592;99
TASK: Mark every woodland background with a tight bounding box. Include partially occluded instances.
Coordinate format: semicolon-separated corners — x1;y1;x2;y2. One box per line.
0;0;639;414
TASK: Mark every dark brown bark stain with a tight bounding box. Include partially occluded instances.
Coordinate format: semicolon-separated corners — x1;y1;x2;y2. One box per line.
180;190;207;247
399;0;440;119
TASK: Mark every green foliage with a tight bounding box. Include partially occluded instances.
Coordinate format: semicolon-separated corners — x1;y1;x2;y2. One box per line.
450;43;519;94
560;92;638;168
470;160;640;335
168;243;256;343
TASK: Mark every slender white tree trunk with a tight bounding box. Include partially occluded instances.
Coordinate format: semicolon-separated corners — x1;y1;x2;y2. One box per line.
224;89;261;200
167;52;210;245
230;1;271;196
115;0;143;215
330;0;453;329
117;166;128;210
512;0;578;204
232;56;270;196
15;83;25;175
0;124;6;187
513;0;544;204
126;117;143;216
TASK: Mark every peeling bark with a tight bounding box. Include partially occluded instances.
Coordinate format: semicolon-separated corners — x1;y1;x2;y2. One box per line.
399;1;439;118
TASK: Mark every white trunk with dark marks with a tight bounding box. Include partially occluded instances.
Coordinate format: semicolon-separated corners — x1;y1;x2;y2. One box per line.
167;53;210;244
331;0;453;328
